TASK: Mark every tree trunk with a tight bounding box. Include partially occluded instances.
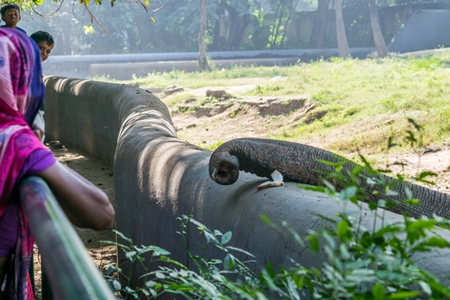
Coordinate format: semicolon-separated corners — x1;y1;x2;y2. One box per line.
198;0;210;71
369;0;388;58
229;15;250;50
127;29;137;52
315;0;330;49
211;12;222;50
224;4;250;51
211;1;226;50
279;0;299;49
335;0;350;58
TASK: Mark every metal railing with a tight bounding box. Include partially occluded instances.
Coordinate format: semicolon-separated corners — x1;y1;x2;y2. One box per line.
19;176;116;300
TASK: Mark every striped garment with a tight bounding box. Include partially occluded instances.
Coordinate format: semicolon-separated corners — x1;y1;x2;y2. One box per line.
0;27;46;300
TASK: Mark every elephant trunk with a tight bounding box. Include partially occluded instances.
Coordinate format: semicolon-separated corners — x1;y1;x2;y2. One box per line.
209;138;450;220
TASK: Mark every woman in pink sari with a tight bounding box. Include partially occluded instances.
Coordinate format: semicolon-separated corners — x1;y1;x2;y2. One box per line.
0;28;115;300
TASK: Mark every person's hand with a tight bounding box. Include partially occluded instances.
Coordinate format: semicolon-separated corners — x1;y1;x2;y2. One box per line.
39;162;115;230
32;126;44;141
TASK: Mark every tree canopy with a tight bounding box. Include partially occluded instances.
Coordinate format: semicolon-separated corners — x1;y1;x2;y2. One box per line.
9;0;448;55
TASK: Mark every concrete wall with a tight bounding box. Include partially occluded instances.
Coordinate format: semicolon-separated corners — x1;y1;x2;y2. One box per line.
389;10;450;53
43;48;374;80
44;76;450;290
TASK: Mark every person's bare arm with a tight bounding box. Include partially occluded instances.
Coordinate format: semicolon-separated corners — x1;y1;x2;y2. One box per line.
38;161;115;230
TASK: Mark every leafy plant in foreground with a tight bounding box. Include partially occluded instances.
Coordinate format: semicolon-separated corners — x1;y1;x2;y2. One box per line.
261;122;450;299
102;215;261;299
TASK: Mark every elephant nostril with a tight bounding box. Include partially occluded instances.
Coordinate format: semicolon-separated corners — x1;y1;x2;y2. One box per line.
210;160;239;184
216;170;229;179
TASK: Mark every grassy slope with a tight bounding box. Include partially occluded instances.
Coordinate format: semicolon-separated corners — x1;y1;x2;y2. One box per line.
96;54;450;160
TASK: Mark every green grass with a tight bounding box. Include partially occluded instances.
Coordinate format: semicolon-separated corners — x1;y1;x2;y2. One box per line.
95;52;450;155
96;65;295;89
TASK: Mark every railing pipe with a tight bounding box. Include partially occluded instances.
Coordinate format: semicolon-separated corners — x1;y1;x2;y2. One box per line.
19;176;115;300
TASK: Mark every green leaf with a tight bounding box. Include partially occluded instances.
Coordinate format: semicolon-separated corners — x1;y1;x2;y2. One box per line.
225;246;255;257
369;201;379;210
416;171;437;180
372;283;386;300
112;280;122;291
260;215;271;224
221;231;232;245
414;236;450;251
340;244;350;260
340;186;358;200
374;224;402;237
361;231;373;247
337;220;350;239
418;281;431;296
308;234;320;253
106;264;115;276
83;25;95;34
407;118;422;131
386;189;399;196
414;171;437;184
223;253;234;270
387;291;421;299
125;251;137;260
292;274;304;289
405;187;413;200
407;219;436;233
151;246;171;256
296;183;328;193
145;281;157;288
265;261;276;279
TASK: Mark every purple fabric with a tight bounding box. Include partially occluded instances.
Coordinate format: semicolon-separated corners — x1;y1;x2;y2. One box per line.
19;148;56;177
0;203;18;256
0;28;45;300
0;141;55;256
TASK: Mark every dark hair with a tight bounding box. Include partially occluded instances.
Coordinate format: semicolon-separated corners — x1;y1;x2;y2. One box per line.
30;31;54;46
0;3;20;16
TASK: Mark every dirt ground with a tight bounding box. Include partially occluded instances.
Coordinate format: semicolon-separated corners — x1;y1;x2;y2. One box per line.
32;143;116;299
165;85;450;194
33;85;450;297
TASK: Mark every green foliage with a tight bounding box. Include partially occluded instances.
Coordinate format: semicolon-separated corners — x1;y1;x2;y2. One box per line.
249;83;282;95
406;56;444;71
102;215;261;299
197;140;224;151
312;89;346;104
287;164;450;298
103;190;450;299
436;107;450;136
380;93;403;113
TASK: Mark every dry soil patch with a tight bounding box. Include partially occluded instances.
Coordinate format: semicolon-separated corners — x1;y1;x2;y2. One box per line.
32;142;116;299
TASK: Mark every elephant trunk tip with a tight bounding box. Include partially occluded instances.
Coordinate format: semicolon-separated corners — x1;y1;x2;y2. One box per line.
209;161;239;185
209;151;240;185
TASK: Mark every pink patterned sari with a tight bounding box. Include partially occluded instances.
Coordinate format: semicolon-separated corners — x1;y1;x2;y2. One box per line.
0;28;46;300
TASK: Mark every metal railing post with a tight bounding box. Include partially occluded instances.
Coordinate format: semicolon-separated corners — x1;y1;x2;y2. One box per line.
19;176;115;300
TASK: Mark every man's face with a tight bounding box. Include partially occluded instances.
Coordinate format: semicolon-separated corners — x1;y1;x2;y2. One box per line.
37;41;54;62
1;8;20;28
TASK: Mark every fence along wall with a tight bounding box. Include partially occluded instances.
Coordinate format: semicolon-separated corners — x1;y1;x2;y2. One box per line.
43;75;450;289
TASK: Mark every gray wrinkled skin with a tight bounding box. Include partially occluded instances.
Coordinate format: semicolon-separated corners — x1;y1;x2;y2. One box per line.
209;138;450;220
